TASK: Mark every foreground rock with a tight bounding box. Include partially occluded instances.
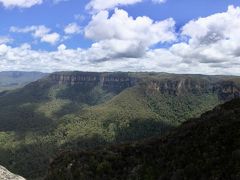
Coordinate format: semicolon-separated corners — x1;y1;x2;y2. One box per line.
0;166;25;180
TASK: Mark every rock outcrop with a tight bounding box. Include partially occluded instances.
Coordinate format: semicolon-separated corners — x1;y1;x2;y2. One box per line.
0;166;25;180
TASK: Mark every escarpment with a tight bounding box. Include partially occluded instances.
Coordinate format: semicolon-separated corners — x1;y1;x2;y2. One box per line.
48;72;240;100
49;72;137;93
144;76;240;100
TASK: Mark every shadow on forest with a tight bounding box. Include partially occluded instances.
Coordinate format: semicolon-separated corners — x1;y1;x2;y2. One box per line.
0;81;54;132
0;117;175;179
0;134;108;179
115;118;175;143
0;80;176;179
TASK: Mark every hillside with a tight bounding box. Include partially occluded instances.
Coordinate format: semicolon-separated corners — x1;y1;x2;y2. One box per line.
46;98;240;180
0;71;47;92
0;71;239;179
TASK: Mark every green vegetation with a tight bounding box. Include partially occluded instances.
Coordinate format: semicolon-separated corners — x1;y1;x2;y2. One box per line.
46;98;240;180
0;72;238;179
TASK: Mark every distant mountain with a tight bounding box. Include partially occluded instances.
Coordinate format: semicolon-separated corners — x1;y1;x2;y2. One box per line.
0;71;239;179
0;71;47;92
46;98;240;180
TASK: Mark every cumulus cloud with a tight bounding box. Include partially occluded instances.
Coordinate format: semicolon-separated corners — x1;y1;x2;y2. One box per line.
64;23;81;35
0;43;182;73
86;0;167;12
0;0;42;8
40;32;60;44
171;5;240;69
85;9;176;43
84;8;176;60
1;6;240;75
10;25;60;45
0;42;238;75
57;44;66;51
86;0;142;12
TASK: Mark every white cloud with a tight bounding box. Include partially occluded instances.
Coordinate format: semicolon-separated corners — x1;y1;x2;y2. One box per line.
0;43;239;75
41;32;60;44
152;0;166;4
0;44;8;55
10;25;60;45
85;9;176;43
0;0;69;8
57;44;66;51
86;0;167;12
84;8;176;60
1;6;240;75
171;5;240;68
0;0;42;8
10;25;50;36
0;36;13;44
0;43;182;73
64;23;81;35
86;0;142;12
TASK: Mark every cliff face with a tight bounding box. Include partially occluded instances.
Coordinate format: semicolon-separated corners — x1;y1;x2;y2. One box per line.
214;81;240;100
47;72;240;100
49;72;136;93
145;77;240;101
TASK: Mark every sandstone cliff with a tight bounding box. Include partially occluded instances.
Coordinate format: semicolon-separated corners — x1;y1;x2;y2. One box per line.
49;72;136;93
145;78;240;100
47;72;240;100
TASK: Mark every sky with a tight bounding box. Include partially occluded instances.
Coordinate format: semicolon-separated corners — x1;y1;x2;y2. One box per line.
1;0;240;74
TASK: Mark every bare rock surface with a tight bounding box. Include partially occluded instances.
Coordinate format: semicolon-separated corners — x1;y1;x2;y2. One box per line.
0;165;25;180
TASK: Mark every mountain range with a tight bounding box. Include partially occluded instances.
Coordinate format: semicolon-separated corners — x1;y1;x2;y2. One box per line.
0;71;239;179
0;71;47;92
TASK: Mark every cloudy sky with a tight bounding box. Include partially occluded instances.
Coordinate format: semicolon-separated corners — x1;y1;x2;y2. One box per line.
1;0;240;74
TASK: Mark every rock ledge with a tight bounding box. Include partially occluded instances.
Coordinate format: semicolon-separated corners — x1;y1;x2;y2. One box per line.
0;166;25;180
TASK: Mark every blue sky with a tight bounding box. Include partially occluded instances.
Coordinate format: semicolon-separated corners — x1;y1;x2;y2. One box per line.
2;0;240;50
0;0;240;74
